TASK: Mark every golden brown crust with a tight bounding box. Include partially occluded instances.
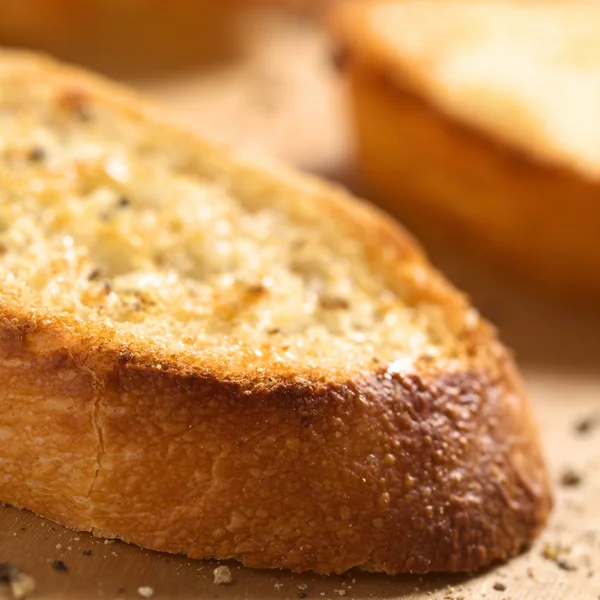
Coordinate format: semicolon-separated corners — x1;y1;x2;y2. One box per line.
94;364;548;575
0;312;98;530
0;50;551;574
330;0;600;299
0;305;551;574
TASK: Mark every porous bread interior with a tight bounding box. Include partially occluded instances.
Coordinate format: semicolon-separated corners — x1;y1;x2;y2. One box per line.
0;74;469;371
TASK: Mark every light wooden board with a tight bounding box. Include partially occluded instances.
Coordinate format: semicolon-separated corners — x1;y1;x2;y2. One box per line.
0;8;599;600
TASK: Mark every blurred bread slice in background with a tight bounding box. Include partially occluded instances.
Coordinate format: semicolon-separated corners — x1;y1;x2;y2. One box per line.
0;0;324;72
330;0;600;301
0;0;248;77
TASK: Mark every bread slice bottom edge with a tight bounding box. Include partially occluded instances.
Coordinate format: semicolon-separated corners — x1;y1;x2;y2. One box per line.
0;307;552;574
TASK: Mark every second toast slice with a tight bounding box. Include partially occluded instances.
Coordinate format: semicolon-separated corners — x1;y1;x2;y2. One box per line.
331;0;600;299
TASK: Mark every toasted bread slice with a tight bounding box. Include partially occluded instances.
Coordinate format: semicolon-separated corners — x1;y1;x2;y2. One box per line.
330;0;600;299
0;50;550;574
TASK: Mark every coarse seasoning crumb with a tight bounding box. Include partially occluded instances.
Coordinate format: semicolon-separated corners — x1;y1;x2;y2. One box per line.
556;558;577;571
51;561;68;573
574;414;599;434
541;542;578;571
0;563;36;600
213;565;233;585
137;586;154;598
542;543;558;561
9;573;36;600
561;468;583;487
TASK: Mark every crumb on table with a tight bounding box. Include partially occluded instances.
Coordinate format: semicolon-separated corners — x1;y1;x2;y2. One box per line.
213;565;233;585
137;585;154;598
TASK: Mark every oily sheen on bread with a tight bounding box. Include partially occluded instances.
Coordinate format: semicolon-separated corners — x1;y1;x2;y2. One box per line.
0;51;551;574
330;0;600;300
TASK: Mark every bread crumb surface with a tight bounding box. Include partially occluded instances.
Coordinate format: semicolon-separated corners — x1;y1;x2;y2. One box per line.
213;565;233;585
0;81;472;373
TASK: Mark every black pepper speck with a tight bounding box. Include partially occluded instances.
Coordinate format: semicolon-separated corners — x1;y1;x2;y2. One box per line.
556;559;577;572
51;561;68;573
575;414;599;435
27;147;46;162
561;468;583;487
0;563;18;583
87;268;101;281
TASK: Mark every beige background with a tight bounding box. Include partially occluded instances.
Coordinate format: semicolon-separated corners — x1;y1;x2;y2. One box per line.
0;8;599;600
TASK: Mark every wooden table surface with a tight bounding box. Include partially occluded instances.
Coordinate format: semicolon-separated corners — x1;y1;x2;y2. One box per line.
0;8;599;600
